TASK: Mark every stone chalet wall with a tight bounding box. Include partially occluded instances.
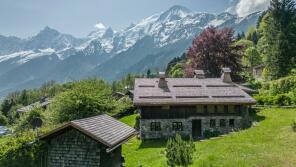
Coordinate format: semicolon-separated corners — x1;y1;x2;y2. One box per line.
140;105;251;139
141;116;243;139
46;128;101;167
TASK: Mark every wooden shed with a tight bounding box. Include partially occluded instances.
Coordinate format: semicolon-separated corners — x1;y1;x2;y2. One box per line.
40;114;136;167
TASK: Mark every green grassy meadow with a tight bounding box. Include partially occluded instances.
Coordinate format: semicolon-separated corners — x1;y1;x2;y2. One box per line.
120;108;296;167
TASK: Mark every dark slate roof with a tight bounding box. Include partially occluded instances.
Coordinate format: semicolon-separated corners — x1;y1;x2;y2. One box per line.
235;84;257;94
40;115;136;151
134;78;256;106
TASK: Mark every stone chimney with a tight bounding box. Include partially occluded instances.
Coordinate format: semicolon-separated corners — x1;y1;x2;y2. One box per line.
194;70;205;79
158;72;167;88
221;68;232;83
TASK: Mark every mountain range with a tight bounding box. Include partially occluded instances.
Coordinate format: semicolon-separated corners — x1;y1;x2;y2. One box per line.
0;5;261;97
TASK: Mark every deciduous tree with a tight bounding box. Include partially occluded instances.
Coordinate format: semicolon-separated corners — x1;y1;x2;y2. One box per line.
186;27;243;81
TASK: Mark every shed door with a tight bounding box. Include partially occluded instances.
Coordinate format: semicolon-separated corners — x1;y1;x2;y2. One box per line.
192;120;202;139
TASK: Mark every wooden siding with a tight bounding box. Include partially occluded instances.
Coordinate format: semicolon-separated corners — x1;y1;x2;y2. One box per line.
140;105;246;119
46;128;101;167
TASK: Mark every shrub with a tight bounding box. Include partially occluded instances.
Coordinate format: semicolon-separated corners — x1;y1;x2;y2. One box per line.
113;96;134;117
254;93;296;106
166;134;196;167
50;79;118;122
203;130;221;139
292;120;296;132
134;115;140;130
0;132;43;167
273;94;292;106
0;114;8;126
15;107;44;132
255;75;296;106
248;80;262;90
266;76;296;95
254;95;275;105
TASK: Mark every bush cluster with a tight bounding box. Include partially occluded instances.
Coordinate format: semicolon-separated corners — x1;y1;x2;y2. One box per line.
50;79;132;122
203;130;221;139
255;76;296;106
14;107;45;132
254;93;296;106
0;114;8;126
0;132;44;167
292;120;296;132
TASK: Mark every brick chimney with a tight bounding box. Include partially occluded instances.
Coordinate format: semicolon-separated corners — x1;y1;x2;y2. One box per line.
221;68;232;83
158;72;167;88
194;70;205;79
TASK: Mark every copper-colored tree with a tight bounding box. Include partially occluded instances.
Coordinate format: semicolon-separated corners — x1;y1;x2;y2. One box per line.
186;27;242;81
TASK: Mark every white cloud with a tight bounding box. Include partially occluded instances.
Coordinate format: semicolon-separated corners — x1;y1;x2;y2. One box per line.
235;0;271;17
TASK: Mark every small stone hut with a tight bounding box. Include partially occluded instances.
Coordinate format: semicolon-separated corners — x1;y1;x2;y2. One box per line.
133;68;256;139
40;114;136;167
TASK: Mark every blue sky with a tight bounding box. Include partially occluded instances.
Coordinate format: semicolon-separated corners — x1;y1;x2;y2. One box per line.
0;0;232;38
0;0;271;38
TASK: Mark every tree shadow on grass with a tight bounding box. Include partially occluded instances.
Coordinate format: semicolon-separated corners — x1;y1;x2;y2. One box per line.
138;139;167;150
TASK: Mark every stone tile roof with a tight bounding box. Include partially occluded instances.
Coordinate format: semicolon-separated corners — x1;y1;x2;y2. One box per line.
16;98;52;113
134;78;256;106
40;115;136;150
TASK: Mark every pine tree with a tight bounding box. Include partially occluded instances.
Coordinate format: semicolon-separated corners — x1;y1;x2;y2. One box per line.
262;0;296;79
243;47;262;68
241;32;246;39
236;33;242;40
165;134;196;167
0;99;13;117
146;69;151;78
19;89;28;106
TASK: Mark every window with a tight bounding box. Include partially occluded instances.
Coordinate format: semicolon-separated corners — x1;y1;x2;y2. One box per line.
220;119;226;127
162;105;170;110
204;105;208;113
151;122;161;131
172;122;183;131
235;105;242;112
229;119;235;127
210;119;216;128
214;105;218;113
224;105;229;113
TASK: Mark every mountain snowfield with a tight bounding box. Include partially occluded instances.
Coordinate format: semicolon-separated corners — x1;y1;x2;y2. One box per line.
0;5;261;97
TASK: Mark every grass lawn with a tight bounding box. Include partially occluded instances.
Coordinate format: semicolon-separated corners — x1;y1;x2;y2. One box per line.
119;114;138;127
120;108;296;167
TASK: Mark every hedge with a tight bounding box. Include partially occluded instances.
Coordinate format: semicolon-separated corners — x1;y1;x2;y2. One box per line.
255;75;296;105
0;132;44;167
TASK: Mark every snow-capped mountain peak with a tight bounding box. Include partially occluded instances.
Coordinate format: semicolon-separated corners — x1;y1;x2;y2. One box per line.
0;5;262;97
83;5;260;54
37;26;60;37
158;5;192;22
95;22;106;30
88;22;109;39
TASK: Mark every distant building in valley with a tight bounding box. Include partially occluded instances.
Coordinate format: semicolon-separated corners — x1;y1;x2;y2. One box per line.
252;65;265;79
133;68;256;139
16;97;52;114
40;114;136;167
